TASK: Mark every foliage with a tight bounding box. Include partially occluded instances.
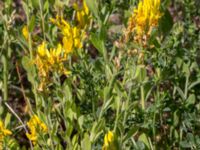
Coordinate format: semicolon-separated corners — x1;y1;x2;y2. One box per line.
0;0;200;149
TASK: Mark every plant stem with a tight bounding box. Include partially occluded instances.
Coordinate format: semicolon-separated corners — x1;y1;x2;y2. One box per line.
103;46;108;64
25;2;39;106
92;98;96;120
184;75;189;99
2;54;8;101
140;84;145;110
114;97;120;132
25;3;33;60
39;0;46;40
123;86;132;126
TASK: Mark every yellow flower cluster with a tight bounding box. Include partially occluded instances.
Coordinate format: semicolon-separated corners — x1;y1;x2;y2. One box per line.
50;1;89;53
50;15;85;54
26;115;48;145
0;121;12;149
34;1;89;90
73;0;90;28
102;131;116;150
35;42;70;90
125;0;162;44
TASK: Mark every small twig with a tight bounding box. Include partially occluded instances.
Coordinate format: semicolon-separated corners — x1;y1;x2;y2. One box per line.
15;124;27;130
16;62;27;100
16;61;33;115
4;102;34;150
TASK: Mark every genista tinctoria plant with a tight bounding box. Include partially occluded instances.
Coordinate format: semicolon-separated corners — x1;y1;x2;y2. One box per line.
26;0;91;91
1;0;200;149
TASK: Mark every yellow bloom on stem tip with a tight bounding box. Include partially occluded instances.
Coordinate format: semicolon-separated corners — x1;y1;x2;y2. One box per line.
50;15;71;32
50;15;85;54
0;121;12;140
37;41;49;57
26;115;48;145
34;41;71;90
22;25;29;40
73;0;90;28
0;120;12;148
126;0;162;43
102;131;117;150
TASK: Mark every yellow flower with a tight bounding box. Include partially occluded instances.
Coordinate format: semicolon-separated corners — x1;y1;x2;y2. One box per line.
50;15;70;30
35;42;49;78
34;42;71;90
62;36;73;54
22;25;29;40
0;120;12;148
104;131;114;146
72;27;83;49
37;42;49;57
50;15;71;36
0;121;12;139
74;0;90;28
102;131;117;150
26;115;48;145
126;0;162;43
50;15;85;54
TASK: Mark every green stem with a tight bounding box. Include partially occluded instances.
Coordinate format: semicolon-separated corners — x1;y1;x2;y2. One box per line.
103;46;108;65
140;85;145;110
25;2;33;60
114;98;120;132
153;111;156;142
2;54;8;101
25;2;39;106
123;86;132;126
92;98;96;120
39;0;46;40
184;75;189;99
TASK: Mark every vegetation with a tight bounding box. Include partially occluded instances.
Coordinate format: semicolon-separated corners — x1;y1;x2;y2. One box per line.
0;0;200;149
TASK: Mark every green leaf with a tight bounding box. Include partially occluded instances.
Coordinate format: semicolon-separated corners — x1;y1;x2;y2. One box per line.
99;23;107;40
21;56;36;84
85;0;99;19
176;57;183;68
104;72;118;101
174;129;179;139
133;65;141;79
22;2;29;19
102;97;114;113
5;113;11;127
137;65;147;82
63;83;72;100
90;119;105;143
31;0;39;8
175;86;186;100
180;141;192;148
182;62;190;75
44;0;49;13
186;94;196;107
90;33;104;55
173;110;179;127
29;15;35;32
123;126;138;142
138;133;150;149
159;9;173;36
188;80;200;90
81;133;91;150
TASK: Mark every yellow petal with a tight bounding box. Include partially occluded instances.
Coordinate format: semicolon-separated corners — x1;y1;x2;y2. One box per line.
63;36;73;54
3;129;12;136
107;131;114;143
83;1;89;15
22;25;29;40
